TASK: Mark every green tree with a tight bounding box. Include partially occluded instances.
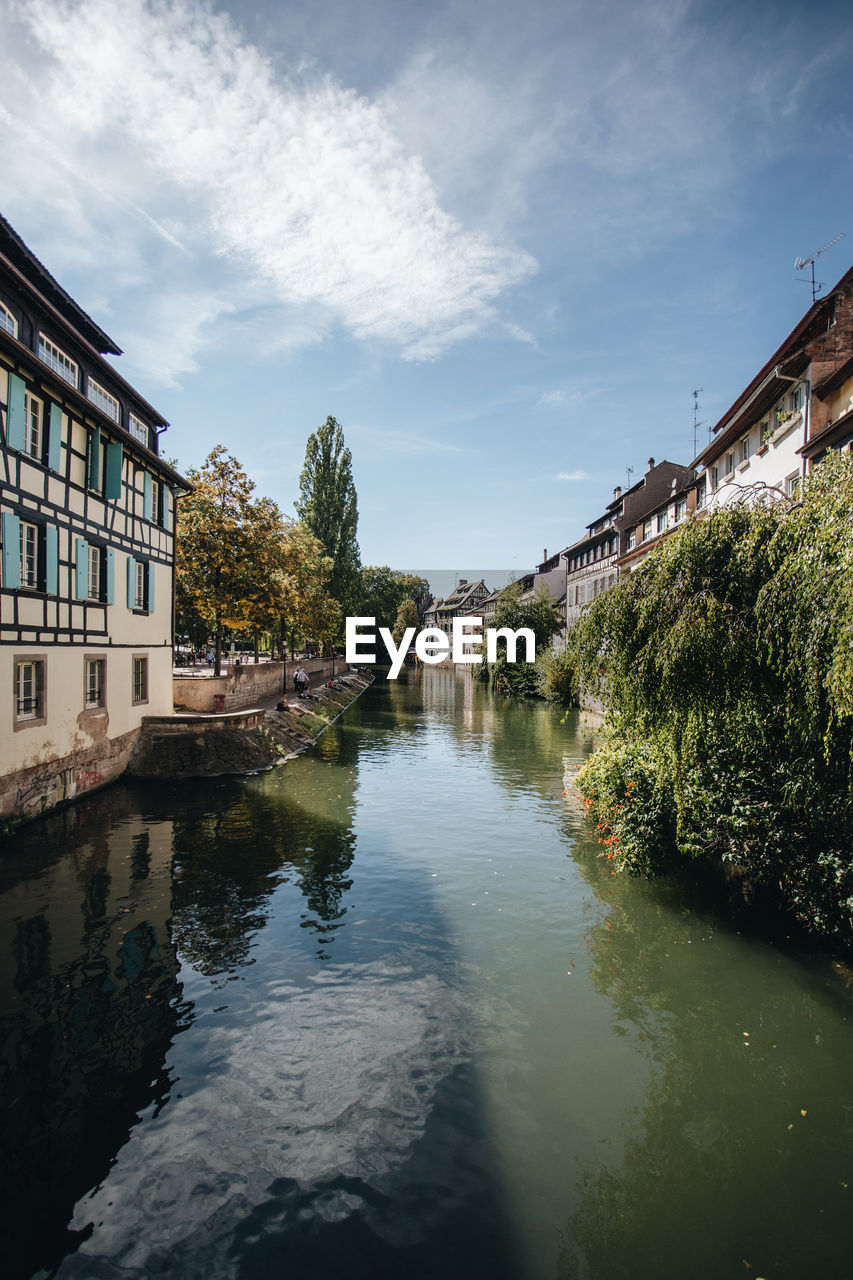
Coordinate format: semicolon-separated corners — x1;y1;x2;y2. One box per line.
568;452;853;941
392;598;419;646
482;582;563;695
176;446;257;675
296;416;361;620
356;566;431;632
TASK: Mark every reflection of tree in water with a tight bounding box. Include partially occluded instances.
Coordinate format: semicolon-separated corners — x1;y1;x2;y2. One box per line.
170;764;359;972
558;834;853;1280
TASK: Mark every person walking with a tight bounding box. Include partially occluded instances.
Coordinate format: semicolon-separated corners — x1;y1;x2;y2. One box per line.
295;667;309;697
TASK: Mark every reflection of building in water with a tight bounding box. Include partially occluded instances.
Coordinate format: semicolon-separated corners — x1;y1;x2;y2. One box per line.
0;793;184;1279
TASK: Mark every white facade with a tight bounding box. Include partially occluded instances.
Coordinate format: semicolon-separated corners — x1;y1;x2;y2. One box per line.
0;218;188;821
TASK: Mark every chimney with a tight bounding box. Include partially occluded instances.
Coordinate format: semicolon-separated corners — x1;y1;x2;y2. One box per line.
458;578;467;586
613;485;622;500
543;548;547;562
647;456;655;471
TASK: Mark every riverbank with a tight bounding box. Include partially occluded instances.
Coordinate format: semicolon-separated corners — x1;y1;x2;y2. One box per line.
127;670;374;779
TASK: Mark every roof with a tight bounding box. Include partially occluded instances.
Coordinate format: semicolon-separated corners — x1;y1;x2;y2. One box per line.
694;262;853;467
0;214;122;355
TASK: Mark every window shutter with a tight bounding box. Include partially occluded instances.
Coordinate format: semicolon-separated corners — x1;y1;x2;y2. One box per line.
147;562;155;613
75;538;89;599
2;512;21;588
163;487;173;532
105;547;115;605
48;402;63;472
105;442;123;500
6;373;26;452
87;428;102;490
127;555;136;609
45;525;59;595
143;472;152;520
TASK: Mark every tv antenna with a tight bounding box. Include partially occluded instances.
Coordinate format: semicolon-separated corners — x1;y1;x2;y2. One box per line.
692;388;705;457
625;464;634;488
795;233;846;303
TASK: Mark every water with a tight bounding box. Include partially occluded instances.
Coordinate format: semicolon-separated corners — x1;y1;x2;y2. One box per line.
1;668;851;1279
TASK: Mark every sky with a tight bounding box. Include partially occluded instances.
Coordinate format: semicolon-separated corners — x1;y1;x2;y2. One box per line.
2;0;852;575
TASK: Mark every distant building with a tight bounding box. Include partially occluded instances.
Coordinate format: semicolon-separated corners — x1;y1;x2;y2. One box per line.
0;214;190;821
435;578;491;631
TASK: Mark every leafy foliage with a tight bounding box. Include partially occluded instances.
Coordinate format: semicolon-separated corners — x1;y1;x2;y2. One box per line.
568;452;853;941
392;598;419;646
481;582;563;696
356;566;431;632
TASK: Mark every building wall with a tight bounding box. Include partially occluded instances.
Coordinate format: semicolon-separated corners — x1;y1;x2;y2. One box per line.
0;271;185;822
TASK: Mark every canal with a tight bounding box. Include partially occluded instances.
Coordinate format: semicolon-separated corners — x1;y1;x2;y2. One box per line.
2;668;851;1279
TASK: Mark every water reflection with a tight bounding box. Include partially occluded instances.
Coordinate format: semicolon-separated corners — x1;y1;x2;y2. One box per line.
559;835;853;1280
0;789;187;1280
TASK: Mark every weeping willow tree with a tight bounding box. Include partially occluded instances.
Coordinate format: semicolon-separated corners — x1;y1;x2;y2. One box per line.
568;451;853;941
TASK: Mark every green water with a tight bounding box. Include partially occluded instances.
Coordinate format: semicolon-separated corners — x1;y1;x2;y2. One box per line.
1;667;851;1279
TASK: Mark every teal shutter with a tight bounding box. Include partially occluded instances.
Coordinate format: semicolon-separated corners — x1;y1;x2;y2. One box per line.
48;402;63;472
163;487;173;532
45;526;59;595
6;373;26;452
2;512;21;588
87;428;101;490
105;547;115;605
147;562;155;613
75;538;89;599
143;472;152;520
127;555;136;609
105;442;123;499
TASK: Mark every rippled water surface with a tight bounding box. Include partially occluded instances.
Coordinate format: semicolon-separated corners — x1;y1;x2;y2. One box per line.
2;669;852;1279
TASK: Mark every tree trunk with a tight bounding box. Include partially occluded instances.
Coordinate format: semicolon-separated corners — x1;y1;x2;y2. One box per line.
215;614;223;676
253;630;259;663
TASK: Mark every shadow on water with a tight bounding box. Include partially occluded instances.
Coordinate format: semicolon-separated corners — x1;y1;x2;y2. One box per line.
0;679;527;1280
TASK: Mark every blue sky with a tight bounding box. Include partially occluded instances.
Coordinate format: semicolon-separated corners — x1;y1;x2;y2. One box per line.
2;0;852;571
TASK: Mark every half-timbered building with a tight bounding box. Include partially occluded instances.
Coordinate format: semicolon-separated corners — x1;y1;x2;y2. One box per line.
0;215;190;820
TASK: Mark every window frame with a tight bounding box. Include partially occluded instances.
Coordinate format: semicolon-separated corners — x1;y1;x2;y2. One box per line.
132;654;149;706
128;413;149;446
37;333;78;388
0;301;17;338
88;544;102;602
23;391;43;461
135;560;147;611
14;655;47;729
84;656;106;710
20;520;40;590
87;377;120;423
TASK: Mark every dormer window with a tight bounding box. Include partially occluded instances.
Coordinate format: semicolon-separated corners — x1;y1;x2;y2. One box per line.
38;334;78;388
128;413;149;446
87;377;119;423
0;301;17;338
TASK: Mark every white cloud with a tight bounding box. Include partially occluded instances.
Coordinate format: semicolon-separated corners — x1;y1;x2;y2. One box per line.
555;470;588;481
539;390;566;407
345;425;465;456
6;0;536;362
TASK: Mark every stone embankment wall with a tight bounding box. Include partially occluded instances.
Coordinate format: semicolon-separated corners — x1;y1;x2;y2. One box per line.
173;658;345;713
129;672;373;779
0;728;140;826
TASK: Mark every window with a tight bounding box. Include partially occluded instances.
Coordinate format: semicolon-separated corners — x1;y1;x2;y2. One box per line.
696;478;707;509
785;472;800;497
0;302;17;338
88;544;101;601
128;413;149;446
20;521;39;589
151;478;161;524
132;655;148;704
628;530;636;549
741;435;751;463
675;498;687;522
788;385;803;413
711;465;720;489
725;452;735;478
23;392;42;460
135;560;146;610
642;520;652;542
87;377;120;423
84;658;105;709
656;511;668;534
15;657;46;726
38;334;78;388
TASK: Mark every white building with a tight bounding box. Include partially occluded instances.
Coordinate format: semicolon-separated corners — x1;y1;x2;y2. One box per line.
0;214;190;821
